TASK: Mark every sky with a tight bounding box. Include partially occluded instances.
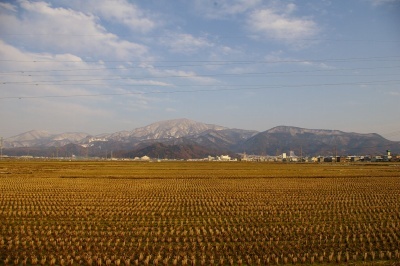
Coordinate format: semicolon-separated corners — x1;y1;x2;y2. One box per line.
0;0;400;140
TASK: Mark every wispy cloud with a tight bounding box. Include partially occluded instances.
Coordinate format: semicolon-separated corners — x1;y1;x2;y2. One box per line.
147;68;219;85
66;0;158;32
0;2;17;12
193;0;262;18
369;0;400;6
387;91;400;96
264;51;333;69
160;33;214;54
165;107;177;112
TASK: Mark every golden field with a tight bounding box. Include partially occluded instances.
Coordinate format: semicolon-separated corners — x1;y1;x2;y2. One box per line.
0;160;399;265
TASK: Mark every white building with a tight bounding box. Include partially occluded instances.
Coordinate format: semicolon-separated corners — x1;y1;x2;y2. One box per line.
219;155;231;161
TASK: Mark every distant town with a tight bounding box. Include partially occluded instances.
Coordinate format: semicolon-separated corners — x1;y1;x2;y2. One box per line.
1;149;398;163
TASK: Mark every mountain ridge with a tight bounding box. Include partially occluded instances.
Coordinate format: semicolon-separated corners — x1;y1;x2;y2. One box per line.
241;125;396;156
103;118;228;141
266;125;380;138
3;118;399;157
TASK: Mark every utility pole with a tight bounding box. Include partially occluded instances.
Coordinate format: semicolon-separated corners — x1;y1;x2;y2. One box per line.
335;145;338;163
300;145;303;163
0;137;3;160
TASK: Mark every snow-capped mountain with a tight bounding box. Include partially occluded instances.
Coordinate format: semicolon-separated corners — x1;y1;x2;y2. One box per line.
3;119;229;148
130;118;227;139
3;119;399;157
6;130;52;142
104;118;228;141
4;130;53;148
48;132;92;147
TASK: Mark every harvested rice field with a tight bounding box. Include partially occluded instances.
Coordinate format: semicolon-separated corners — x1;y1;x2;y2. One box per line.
0;160;399;265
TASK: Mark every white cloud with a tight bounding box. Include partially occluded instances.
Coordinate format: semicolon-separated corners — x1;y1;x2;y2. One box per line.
0;1;148;60
160;33;214;54
247;7;319;45
0;40;116;101
0;65;115;134
0;39;166;134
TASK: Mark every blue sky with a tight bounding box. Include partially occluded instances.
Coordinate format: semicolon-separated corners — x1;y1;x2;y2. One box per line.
0;0;399;140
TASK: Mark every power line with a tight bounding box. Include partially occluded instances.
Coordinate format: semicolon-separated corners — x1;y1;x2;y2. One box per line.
1;79;399;100
1;33;399;43
1;56;399;75
2;65;400;78
1;55;399;64
2;76;400;87
3;73;400;86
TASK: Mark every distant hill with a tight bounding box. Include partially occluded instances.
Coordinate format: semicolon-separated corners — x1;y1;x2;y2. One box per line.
4;130;90;148
3;143;87;158
3;119;400;158
122;142;236;160
188;128;258;151
238;126;399;156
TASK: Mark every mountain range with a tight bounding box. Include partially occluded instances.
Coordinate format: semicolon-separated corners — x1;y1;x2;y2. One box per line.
2;118;399;158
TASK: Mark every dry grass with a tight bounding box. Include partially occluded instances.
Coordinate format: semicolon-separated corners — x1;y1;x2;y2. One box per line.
0;160;399;265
